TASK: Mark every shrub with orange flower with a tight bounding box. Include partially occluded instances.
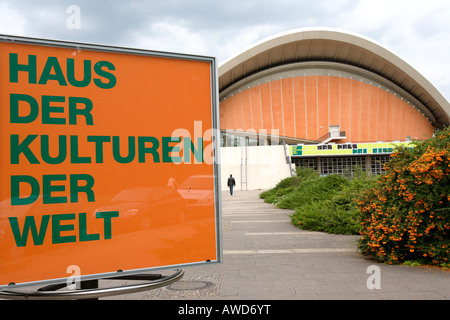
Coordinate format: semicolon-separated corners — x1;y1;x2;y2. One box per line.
358;127;450;266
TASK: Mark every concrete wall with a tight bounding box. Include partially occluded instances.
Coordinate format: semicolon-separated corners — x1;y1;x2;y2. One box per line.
220;145;292;191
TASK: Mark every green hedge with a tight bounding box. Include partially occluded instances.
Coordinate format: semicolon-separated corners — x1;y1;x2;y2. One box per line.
260;167;376;235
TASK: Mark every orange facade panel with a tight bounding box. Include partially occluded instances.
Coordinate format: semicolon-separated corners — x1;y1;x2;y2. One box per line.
368;85;379;142
220;75;434;143
328;76;341;127
249;86;262;131
281;78;295;138
360;82;372;142
293;77;307;140
385;92;395;140
339;77;352;141
270;80;284;136
259;83;272;131
350;80;361;142
304;76;318;140
240;87;252;131
317;76;329;139
378;90;388;141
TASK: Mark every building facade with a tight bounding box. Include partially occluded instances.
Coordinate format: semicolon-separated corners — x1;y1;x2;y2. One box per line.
218;28;450;188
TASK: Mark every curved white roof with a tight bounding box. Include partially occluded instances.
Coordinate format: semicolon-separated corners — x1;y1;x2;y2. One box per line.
219;28;450;128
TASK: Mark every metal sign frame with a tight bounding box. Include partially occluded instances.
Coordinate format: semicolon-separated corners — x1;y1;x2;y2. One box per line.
0;34;222;290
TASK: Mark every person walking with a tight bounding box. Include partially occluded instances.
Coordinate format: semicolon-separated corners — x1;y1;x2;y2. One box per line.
227;174;236;196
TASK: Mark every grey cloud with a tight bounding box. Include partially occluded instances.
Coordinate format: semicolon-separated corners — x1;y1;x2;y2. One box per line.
1;0;449;99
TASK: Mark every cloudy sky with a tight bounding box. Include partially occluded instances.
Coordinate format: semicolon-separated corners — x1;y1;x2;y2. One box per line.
1;0;449;100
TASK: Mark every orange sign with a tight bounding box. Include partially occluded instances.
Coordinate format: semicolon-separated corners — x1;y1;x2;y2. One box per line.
0;36;221;288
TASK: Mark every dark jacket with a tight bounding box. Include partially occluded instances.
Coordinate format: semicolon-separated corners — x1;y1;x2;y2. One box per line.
227;177;236;187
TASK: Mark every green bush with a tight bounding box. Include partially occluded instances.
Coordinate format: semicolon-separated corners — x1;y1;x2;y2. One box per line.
259;177;295;204
357;127;450;266
292;201;358;234
259;167;317;204
276;174;348;209
260;168;376;235
290;170;376;235
295;166;319;180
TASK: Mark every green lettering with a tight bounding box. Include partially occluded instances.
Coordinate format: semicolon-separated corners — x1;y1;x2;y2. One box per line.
79;212;100;242
70;135;91;163
41;135;67;164
43;174;67;204
9;53;37;84
66;58;91;87
96;211;119;239
69;96;94;125
10;134;40;164
93;61;116;89
138;136;160;163
8;215;50;247
42;95;66;125
38;56;67;86
112;136;135;163
10;175;40;206
87;136;110;163
10;93;39;124
184;137;203;163
162;137;181;163
52;214;76;244
70;174;95;203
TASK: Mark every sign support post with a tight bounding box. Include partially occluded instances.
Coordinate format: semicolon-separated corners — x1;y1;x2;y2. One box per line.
0;269;184;300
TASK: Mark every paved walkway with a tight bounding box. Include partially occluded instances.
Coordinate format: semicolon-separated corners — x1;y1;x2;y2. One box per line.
103;190;450;300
